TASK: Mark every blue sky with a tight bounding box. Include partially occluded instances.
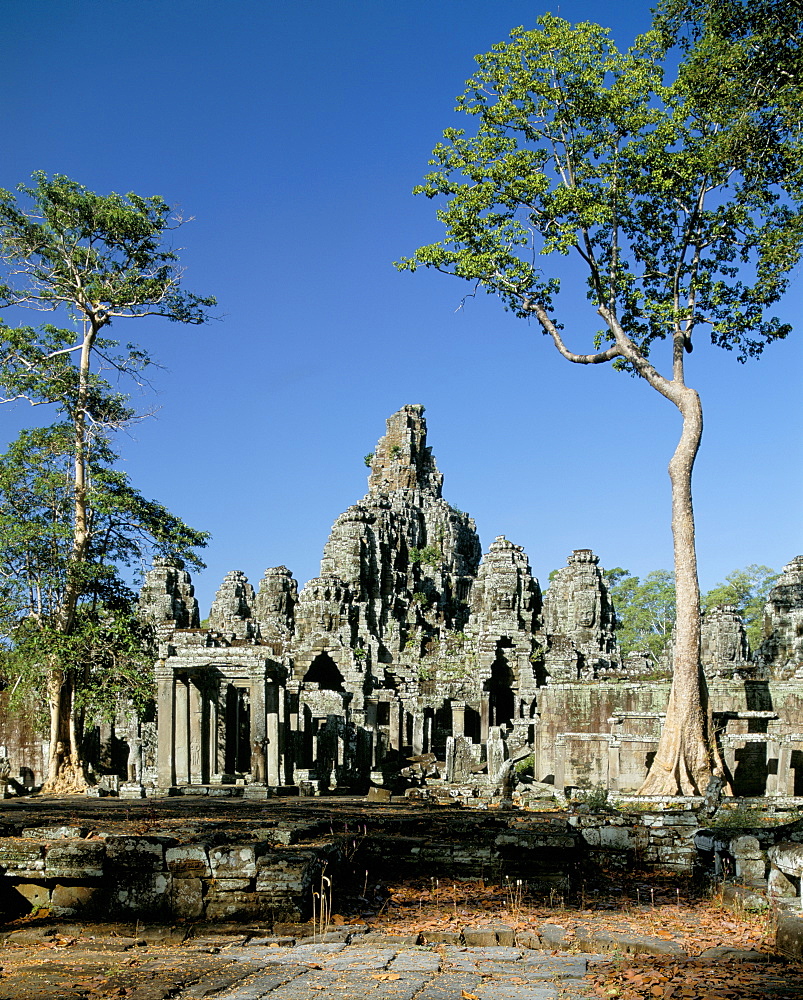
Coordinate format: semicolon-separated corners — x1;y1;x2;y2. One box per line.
2;0;801;614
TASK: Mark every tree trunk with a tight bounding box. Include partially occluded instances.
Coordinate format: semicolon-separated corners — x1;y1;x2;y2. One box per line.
45;660;64;784
638;384;724;795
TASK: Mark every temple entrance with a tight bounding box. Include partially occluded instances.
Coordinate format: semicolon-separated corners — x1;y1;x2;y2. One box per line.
224;685;251;774
303;652;345;691
486;639;515;729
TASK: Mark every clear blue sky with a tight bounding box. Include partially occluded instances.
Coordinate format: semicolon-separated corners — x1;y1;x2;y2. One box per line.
2;0;801;615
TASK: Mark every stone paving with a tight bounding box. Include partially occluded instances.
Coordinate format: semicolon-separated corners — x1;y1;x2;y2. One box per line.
0;928;596;1000
184;938;593;1000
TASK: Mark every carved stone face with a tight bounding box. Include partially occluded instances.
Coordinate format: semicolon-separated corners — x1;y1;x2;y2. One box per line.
575;593;597;628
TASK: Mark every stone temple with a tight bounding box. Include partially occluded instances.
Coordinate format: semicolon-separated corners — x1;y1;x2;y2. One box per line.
3;405;803;800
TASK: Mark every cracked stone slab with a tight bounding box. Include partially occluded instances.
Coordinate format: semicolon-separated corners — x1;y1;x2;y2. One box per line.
204;966;306;1000
413;972;483;1000
517;954;588;978
388;950;443;972
263;942;348;964
322;947;397;970
472;986;559;1000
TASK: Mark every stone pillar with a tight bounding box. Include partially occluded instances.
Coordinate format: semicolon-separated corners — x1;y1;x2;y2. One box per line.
389;701;400;751
189;679;203;784
266;682;281;786
766;739;781;796
480;698;490;742
174;677;189;785
156;664;176;787
451;700;466;739
250;671;266;763
607;737;620;792
555;734;566;792
412;710;425;755
778;742;794;797
206;690;221;780
723;740;737;789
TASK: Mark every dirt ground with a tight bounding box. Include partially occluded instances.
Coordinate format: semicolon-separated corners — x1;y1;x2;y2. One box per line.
1;796;802;999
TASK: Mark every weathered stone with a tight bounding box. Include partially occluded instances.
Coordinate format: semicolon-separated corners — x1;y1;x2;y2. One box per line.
13;882;50;910
44;842;105;878
165;844;211;877
209;843;268;879
541;550;618;680
50;883;99;915
104;836;165;871
0;842;45;876
756;556;803;678
700;606;752;679
208;570;258;640
170;876;204;918
138;557;199;632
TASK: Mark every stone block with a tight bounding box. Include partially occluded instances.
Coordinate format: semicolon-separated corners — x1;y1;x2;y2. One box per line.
599;826;632;850
214;877;252;891
13;882;50;910
165;844;211;878
0;842;45;876
769;841;803;877
776;910;803;961
51;883;99;915
768;867;798;899
22;826;86;840
204;890;274;921
731;835;761;856
462;927;499;947
104;837;165;871
44;842;105;878
111;872;171;916
209;843;269;878
170;876;204;919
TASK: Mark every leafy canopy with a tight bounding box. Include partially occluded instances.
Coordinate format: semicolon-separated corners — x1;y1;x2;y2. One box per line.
398;14;801;366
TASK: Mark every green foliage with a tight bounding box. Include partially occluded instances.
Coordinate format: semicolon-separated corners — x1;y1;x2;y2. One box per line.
607;568;676;661
0;174;213;763
363;453;374;468
390;444;402;458
701;564;777;648
514;753;534;777
398;14;801;364
409;544;442;569
578;783;611;811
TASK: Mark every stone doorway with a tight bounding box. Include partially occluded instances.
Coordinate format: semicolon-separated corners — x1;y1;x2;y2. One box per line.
224;685;251;775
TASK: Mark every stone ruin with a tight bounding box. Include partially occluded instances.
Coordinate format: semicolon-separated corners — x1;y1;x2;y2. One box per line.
2;405;802;802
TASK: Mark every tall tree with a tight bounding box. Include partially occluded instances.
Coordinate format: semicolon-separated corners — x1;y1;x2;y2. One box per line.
0;173;214;783
398;16;802;793
607;569;677;663
702;564;778;649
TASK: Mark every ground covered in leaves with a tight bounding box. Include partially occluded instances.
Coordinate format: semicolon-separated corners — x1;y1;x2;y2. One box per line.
365;870;801;1000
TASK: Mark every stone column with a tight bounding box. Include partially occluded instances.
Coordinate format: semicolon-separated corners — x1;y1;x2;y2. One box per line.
189;678;203;784
266;682;281;786
766;738;780;797
156;664;176;787
250;668;267;765
412;709;425;755
723;739;737;789
480;698;490;743
607;737;620;792
554;734;566;792
174;677;189;785
206;689;221;780
451;700;466;739
778;742;794;797
389;701;400;750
